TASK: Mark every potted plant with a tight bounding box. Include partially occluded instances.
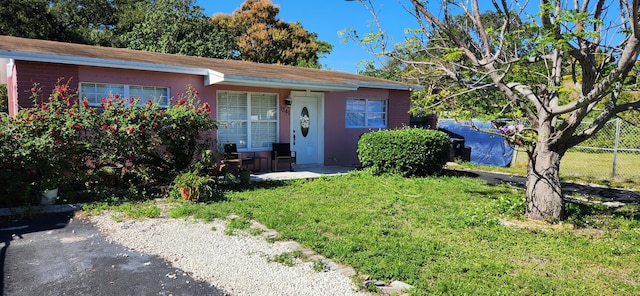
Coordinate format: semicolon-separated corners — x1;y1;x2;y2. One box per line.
192;149;221;176
172;170;211;201
39;174;62;205
37;153;65;205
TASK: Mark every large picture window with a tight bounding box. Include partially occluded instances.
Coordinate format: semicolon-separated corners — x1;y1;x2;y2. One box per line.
79;83;170;108
217;91;278;150
346;98;387;128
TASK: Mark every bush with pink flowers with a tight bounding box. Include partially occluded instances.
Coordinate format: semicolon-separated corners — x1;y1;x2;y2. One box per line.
0;80;217;206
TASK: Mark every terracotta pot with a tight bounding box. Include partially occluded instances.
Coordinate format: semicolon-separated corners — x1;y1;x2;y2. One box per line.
179;187;199;201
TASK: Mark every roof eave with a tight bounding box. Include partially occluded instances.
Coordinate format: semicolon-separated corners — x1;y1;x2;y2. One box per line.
1;49;415;92
353;81;424;91
0;50;211;76
208;73;359;92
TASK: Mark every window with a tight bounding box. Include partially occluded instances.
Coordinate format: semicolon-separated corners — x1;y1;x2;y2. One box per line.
217;91;278;150
346;98;387;128
79;83;170;108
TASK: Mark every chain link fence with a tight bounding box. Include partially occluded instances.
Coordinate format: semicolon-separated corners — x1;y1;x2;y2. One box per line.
564;118;640;182
437;117;639;182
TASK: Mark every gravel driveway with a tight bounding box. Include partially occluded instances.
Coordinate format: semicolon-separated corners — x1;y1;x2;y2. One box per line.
0;210;370;296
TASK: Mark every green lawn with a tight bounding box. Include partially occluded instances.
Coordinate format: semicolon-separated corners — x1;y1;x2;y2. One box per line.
144;172;640;296
451;149;640;190
561;150;640;186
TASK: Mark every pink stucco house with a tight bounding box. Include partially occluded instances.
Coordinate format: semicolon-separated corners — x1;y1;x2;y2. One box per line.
0;35;415;169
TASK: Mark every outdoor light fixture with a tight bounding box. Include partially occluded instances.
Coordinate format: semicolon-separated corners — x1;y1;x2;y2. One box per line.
285;97;292;106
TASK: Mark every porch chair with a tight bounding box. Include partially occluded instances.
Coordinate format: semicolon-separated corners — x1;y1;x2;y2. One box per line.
222;143;255;171
271;143;296;172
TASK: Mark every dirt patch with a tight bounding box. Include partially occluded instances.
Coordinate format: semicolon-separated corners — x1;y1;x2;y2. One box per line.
499;218;603;236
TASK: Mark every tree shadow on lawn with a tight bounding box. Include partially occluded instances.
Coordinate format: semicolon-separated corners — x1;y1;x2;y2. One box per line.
442;168;640;206
443;170;640;222
223;179;289;194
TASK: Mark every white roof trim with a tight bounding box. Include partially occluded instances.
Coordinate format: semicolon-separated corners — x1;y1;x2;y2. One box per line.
1;58;12;82
0;50;211;76
0;50;415;92
350;81;423;91
214;74;358;91
205;69;225;85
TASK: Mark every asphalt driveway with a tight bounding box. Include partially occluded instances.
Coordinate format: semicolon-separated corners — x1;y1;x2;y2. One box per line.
0;212;227;296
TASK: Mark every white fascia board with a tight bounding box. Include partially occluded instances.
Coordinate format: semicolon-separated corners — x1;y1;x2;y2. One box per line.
212;74;359;92
1;58;11;82
205;69;225;85
0;50;211;76
351;81;424;91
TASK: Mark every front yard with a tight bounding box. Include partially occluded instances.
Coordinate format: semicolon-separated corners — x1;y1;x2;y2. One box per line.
94;171;640;295
451;149;640;191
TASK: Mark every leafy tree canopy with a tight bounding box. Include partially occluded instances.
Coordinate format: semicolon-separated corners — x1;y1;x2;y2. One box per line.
211;0;332;67
48;0;119;46
0;0;331;66
120;0;235;58
0;0;59;40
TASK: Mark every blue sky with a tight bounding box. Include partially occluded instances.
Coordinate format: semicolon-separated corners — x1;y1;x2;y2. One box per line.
197;1;418;74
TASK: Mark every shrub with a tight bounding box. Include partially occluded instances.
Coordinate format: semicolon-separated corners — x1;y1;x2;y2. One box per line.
0;84;7;113
0;81;86;205
0;80;217;206
357;127;450;177
172;170;209;201
83;84;216;185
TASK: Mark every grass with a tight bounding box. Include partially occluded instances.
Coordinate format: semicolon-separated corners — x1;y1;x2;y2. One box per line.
82;200;161;220
153;171;640;296
224;217;251;235
561;150;640;188
450;149;640;190
268;250;304;267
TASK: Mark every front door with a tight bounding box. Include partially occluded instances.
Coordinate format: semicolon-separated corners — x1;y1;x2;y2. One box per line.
290;95;319;165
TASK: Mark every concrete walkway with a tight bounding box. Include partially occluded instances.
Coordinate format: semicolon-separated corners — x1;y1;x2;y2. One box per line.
251;165;357;181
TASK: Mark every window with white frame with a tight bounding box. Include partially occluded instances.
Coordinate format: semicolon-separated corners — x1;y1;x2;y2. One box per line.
79;83;170;108
346;98;387;128
217;91;278;150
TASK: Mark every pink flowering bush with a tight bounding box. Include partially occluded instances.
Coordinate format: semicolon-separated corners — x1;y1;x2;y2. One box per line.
0;81;88;205
0;80;217;206
85;85;216;185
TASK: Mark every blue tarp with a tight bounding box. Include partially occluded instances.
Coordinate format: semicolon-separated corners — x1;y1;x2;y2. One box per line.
438;119;513;167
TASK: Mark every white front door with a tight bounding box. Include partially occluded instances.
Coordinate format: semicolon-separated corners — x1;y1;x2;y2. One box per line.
290;94;320;165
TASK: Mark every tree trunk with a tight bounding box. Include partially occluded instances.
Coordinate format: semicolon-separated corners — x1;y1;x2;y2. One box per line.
525;144;565;221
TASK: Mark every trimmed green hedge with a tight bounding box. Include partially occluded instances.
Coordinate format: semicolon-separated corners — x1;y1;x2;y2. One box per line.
357;127;450;177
